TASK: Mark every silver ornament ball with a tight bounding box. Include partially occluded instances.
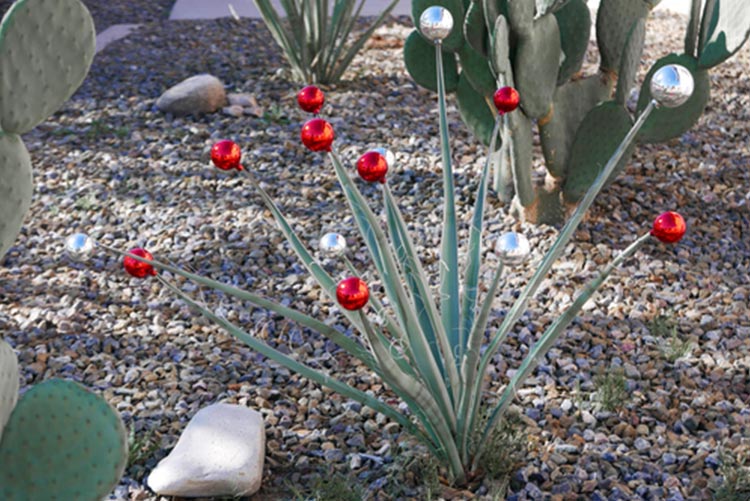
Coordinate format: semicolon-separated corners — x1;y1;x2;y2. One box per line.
372;147;395;169
650;64;694;108
419;6;453;43
496;232;530;266
65;233;95;262
319;232;347;257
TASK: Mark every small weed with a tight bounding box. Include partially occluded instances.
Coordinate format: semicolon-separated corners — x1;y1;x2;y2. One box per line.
49;127;77;137
289;472;364;501
471;407;529;499
74;194;98;211
712;448;750;501
127;427;159;469
649;314;692;362
262;103;290;125
593;368;629;412
86;119;130;139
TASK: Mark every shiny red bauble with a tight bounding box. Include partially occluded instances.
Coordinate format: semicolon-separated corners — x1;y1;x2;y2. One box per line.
357;151;388;183
493;86;520;114
297;86;325;114
336;277;370;311
211;140;243;171
651;211;686;243
301;118;334;152
123;248;157;278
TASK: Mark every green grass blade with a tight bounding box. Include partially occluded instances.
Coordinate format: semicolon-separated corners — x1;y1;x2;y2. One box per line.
99;244;377;369
157;276;430;445
328;150;457;426
436;45;462;365
459;116;501;353
383;184;460;398
474;232;651;465
330;0;400;82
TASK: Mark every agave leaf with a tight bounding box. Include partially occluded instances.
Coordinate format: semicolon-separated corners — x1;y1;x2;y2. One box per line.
477;233;651;462
251;0;306;80
328;151;457;424
383;185;460;397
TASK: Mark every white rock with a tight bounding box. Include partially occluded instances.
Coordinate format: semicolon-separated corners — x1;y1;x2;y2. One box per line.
227;92;258;108
222;105;245;118
156;74;227;115
147;403;265;497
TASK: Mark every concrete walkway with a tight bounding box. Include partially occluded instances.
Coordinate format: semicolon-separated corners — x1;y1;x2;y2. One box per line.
169;0;691;20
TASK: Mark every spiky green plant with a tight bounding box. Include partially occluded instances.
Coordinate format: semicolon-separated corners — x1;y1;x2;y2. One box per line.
0;338;128;500
0;0;95;259
86;9;691;485
404;0;750;223
250;0;401;84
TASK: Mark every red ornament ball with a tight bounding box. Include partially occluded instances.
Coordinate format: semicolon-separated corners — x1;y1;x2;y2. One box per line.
357;151;388;183
493;86;520;114
301;118;334;152
123;248;157;278
211;140;243;171
297;86;325;114
336;277;370;311
651;211;686;243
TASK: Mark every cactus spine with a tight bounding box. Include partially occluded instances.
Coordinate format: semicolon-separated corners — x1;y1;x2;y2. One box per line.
405;0;750;223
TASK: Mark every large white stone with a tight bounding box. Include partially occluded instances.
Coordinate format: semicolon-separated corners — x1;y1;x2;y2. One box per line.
147;403;265;497
156;74;227;115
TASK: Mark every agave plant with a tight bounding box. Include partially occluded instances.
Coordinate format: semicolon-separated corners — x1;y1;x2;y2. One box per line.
251;0;401;84
70;6;692;485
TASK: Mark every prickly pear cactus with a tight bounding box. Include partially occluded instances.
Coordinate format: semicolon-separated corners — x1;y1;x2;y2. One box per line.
0;338;19;442
0;0;95;260
405;0;750;223
0;337;128;501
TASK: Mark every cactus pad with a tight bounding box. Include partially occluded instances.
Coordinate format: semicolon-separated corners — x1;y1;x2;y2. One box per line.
0;134;33;260
540;74;614;178
614;17;647;105
0;338;19;443
554;0;592;84
562;101;635;203
697;0;750;68
412;0;465;52
0;0;96;135
456;73;496;146
503;108;534;207
464;0;489;56
510;13;562;119
0;379;128;501
458;43;497;96
636;53;710;143
405;30;460;93
596;0;651;73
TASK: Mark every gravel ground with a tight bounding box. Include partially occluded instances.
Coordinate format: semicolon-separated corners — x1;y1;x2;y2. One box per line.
0;0;176;30
1;5;750;501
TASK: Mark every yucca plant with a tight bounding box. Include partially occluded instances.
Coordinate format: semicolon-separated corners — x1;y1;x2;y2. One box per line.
69;6;693;486
250;0;400;84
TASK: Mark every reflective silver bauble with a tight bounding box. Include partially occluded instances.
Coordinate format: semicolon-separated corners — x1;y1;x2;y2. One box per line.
319;232;347;257
419;6;453;44
372;147;395;168
65;233;95;262
650;64;694;108
495;232;530;266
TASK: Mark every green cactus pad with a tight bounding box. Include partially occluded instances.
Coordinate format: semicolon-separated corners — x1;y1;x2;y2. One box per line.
458;43;497;96
0;0;96;135
596;0;651;73
697;0;750;68
535;0;569;17
509;10;562;119
484;0;509;34
562;101;635;203
404;30;460;93
554;0;592;84
0;379;128;501
540;74;614;178
636;53;710;143
412;0;465;52
503;108;534;207
614;17;647;105
0;134;33;260
491;14;513;77
464;0;489;56
456;72;496;146
0;338;19;443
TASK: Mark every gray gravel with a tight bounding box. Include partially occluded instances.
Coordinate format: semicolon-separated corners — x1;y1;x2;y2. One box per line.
1;7;749;501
